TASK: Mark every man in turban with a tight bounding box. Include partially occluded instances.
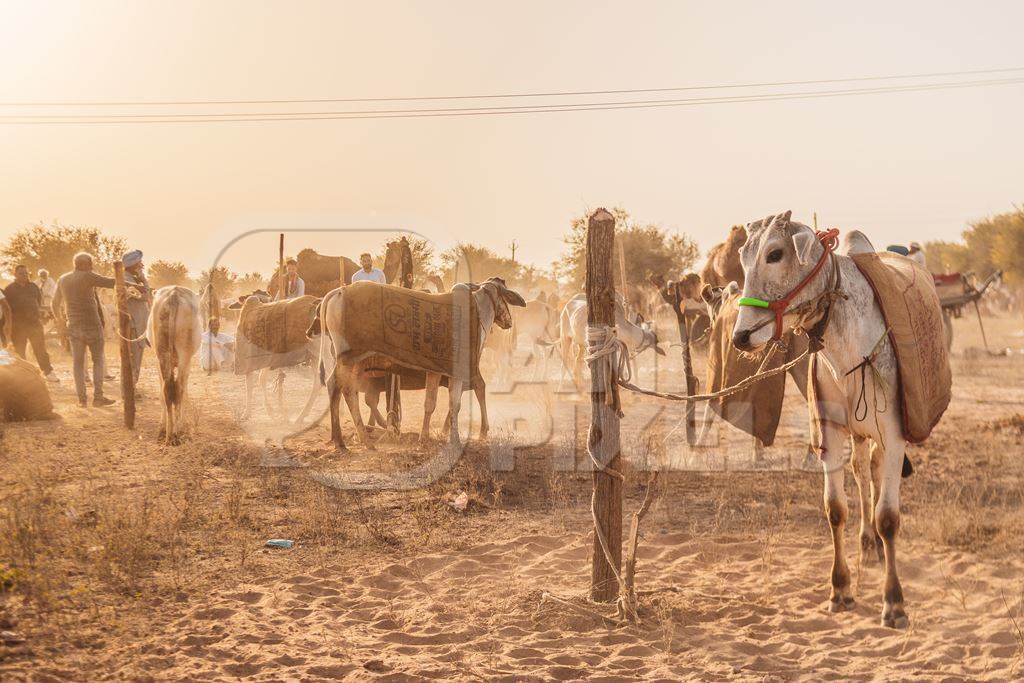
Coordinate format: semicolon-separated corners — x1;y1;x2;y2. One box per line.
122;249;152;392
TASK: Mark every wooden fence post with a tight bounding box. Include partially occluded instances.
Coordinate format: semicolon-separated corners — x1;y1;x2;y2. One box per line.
386;239;413;433
586;208;622;603
278;234;286;298
113;262;135;428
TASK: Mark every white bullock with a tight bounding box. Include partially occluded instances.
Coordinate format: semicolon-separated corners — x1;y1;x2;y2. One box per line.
147;286;201;445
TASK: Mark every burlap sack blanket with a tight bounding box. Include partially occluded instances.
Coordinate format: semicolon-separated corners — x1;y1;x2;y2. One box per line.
235;295;319;375
707;293;809;447
0;350;54;421
851;252;951;443
336;282;481;382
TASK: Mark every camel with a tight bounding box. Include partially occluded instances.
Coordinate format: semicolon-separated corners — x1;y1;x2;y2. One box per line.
700;224;747;288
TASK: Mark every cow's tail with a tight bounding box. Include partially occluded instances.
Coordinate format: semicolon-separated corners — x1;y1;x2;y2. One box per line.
160;290;181;405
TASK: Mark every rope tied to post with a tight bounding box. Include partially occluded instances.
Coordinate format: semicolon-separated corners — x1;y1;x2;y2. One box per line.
585;325;630;412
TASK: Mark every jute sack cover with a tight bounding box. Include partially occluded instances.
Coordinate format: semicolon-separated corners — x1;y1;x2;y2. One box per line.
0;350;54;421
335;282;480;382
851;251;951;443
235;295;319;375
708;293;809;447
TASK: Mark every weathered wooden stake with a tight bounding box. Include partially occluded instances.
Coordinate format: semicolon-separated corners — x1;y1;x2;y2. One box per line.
671;284;698;445
113;262;135;428
386;240;413;433
586;208;622;603
278;234;286;298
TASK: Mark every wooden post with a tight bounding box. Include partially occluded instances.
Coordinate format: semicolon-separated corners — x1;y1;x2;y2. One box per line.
586;208;622;603
113;262;135;428
278;234;286;299
669;283;698;445
386;239;413;433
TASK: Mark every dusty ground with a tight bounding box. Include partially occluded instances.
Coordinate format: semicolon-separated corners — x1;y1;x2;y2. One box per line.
1;313;1023;681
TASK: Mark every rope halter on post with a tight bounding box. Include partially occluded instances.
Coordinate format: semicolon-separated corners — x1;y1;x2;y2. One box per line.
585;325;630;409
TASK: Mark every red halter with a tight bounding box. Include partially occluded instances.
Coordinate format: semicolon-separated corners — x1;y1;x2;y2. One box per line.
764;228;840;340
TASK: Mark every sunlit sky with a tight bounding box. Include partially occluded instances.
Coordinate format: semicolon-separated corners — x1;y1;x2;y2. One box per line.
1;1;1022;278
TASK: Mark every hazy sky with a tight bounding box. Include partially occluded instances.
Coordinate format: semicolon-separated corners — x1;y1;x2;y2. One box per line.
1;2;1022;277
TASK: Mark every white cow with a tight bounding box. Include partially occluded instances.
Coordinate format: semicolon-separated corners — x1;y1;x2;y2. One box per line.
147;286;201;445
733;210;921;629
558;293;666;391
517;296;560;380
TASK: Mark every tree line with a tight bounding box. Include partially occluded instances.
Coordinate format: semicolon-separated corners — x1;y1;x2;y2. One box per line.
925;207;1024;289
2;213;702;297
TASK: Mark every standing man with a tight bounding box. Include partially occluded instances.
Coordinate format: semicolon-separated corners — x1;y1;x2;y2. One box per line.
122;250;152;389
199;318;235;371
351;252;386;284
274;257;305;300
52;252;116;407
907;242;927;268
3;265;57;381
36;269;57;322
0;288;11;348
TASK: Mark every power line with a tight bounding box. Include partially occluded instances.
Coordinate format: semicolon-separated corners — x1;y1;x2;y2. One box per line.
2;76;1022;125
2;65;1023;107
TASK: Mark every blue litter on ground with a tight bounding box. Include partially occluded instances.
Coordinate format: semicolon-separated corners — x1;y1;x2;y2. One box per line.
265;539;294;549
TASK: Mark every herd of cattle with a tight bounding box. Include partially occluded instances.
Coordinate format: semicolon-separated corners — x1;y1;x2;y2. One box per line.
119;212;983;630
139;227;755;446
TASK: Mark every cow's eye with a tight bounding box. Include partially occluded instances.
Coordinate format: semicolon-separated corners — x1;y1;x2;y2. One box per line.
766;249;784;264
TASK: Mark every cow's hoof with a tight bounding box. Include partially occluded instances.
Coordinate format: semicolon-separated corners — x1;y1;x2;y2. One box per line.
881;604;909;629
860;534;880;565
827;595;855;613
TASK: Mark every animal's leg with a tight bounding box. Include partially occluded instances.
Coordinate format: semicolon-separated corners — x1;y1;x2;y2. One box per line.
821;422;854;613
294;373;321;424
275;370;286;421
327;366;347;452
474;378;488;439
364;389;387;428
446;378;464;447
339;367;374;449
158;355;175;443
259;368;274;417
752;437;767;467
420;373;440;442
868;442;886;564
851;435;881;564
572;344;585;392
242;372;255;421
875;437;909;629
694;399;718;448
176;354;193;440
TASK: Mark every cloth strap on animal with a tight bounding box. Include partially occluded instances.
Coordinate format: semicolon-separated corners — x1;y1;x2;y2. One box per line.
738;228;841;341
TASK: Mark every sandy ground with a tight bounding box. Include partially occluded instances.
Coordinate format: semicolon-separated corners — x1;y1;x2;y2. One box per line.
1;313;1023;681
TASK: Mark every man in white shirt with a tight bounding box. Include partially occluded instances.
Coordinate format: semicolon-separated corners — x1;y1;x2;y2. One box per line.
199;318;235;371
274;258;306;300
350;252;387;284
36;269;58;311
907;242;926;268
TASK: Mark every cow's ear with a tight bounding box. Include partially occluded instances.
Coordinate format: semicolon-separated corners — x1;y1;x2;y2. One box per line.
700;284;716;304
500;287;526;307
791;230;816;265
649;274;665;289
